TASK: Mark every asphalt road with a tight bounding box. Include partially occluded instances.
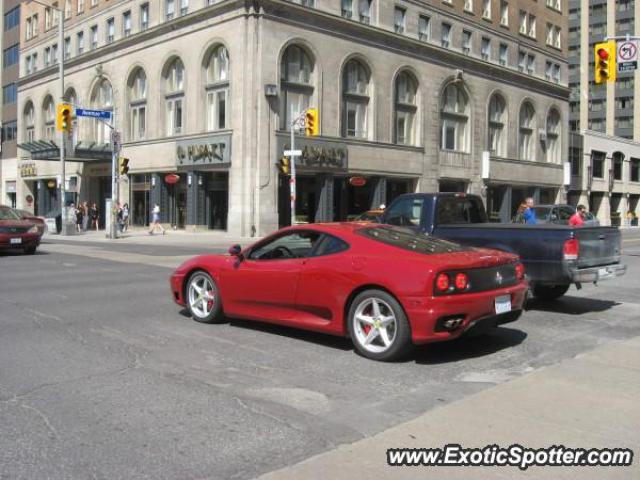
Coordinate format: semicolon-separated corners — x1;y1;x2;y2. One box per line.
1;230;639;479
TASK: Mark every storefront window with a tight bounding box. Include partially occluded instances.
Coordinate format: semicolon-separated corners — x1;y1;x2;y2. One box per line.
394;71;418;145
281;45;314;130
165;58;185;135
342;59;371;139
440;83;469;152
488;94;507;157
206;45;229;131
128;68;147;141
546;108;560;163
519;101;535;160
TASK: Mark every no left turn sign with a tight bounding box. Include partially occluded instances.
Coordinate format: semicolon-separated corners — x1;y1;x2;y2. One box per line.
617;40;639;72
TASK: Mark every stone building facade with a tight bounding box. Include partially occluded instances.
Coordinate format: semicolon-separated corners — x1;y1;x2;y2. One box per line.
7;0;568;235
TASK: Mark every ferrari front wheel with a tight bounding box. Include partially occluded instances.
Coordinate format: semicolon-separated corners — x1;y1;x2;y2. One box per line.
186;271;224;324
348;289;412;361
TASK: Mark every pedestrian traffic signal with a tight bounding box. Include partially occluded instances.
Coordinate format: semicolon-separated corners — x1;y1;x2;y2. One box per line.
56;103;73;132
277;156;291;175
305;108;319;137
594;41;616;84
118;157;130;175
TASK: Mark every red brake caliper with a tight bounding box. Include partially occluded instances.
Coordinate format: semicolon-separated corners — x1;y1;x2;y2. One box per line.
362;324;371;335
207;291;215;310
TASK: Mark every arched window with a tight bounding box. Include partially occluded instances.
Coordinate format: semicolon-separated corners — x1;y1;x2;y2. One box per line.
281;45;314;130
342;59;370;138
164;58;185;136
546;108;560;163
394;71;418;145
24;102;35;142
488;94;507;157
43;96;55;140
205;46;229;131
64;87;78;140
90;78;113;144
440;83;469;151
519;102;535;160
128;68;147;140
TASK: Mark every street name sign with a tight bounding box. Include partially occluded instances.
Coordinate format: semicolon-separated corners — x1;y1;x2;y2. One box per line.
75;108;113;120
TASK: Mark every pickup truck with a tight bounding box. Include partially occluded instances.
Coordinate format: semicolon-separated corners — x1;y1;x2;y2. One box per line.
380;193;627;300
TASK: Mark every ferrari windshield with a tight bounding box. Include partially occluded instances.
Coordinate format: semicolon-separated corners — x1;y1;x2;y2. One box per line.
356;225;468;254
0;207;20;221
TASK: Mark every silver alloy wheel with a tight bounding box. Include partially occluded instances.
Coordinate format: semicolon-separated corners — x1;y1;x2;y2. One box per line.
188;273;216;320
352;297;398;354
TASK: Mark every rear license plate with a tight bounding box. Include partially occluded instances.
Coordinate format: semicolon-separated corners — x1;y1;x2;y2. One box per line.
10;238;22;245
495;294;511;314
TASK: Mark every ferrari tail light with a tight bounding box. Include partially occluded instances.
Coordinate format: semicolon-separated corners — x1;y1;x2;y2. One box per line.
436;273;450;292
563;238;579;261
454;273;469;290
515;263;525;280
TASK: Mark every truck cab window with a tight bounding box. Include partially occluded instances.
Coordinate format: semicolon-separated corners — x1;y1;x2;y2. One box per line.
436;197;486;224
385;197;423;227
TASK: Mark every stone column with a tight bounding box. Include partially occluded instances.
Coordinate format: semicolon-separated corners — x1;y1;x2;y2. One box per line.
314;174;334;223
370;177;387;209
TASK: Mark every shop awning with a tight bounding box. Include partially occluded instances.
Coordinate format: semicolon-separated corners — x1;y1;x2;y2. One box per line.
17;140;113;162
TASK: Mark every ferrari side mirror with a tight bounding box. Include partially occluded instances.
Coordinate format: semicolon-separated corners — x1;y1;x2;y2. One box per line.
228;244;242;257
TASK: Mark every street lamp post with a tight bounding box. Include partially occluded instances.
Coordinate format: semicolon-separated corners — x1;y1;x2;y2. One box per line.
28;0;66;233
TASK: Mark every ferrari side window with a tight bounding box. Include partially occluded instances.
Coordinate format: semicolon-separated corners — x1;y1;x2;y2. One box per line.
311;234;350;257
249;231;322;260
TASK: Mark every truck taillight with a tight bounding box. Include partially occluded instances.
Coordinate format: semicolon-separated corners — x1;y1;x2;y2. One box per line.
563;238;579;261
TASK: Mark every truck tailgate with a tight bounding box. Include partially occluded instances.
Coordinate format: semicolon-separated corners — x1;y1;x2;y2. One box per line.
575;227;622;268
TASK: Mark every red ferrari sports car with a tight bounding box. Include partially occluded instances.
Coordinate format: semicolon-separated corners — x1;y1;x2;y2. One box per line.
170;223;527;361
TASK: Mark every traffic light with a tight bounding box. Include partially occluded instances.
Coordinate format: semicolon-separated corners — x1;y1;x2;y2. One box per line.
594;41;616;84
305;108;319;137
277;156;290;175
118;157;130;175
56;103;73;132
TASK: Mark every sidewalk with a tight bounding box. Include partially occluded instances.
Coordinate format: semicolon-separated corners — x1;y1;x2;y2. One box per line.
258;337;640;480
43;228;259;248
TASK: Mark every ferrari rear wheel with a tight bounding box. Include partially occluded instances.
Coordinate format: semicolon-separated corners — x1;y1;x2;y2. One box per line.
348;290;412;361
186;271;224;324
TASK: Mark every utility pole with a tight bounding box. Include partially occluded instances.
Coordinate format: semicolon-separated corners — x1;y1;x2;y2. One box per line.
58;5;65;232
110;112;119;239
289;104;297;227
29;0;66;232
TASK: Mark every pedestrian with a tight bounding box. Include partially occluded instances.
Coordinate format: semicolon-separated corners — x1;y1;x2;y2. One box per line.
115;202;124;233
122;203;130;232
148;203;166;235
90;203;100;230
569;204;587;227
512;202;527;224
82;201;90;231
75;203;84;233
523;197;537;225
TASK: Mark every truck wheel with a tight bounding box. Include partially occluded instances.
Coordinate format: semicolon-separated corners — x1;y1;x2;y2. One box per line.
532;285;569;301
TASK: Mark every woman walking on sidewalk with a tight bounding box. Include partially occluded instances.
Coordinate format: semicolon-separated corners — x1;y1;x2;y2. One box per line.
148;204;166;235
